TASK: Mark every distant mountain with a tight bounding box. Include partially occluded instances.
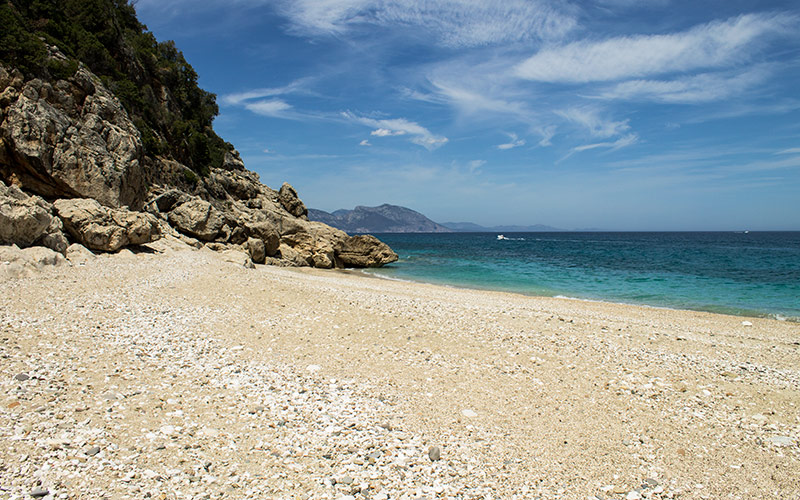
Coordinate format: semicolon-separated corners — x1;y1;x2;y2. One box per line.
309;204;453;233
442;222;565;232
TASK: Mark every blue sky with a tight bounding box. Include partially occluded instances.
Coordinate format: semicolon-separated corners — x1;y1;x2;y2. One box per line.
135;0;800;230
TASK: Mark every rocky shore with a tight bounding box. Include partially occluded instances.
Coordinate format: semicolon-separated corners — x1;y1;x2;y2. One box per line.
1;49;397;271
1;240;798;499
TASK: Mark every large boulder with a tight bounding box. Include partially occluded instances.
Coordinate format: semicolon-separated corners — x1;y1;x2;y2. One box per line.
152;189;191;213
210;168;261;200
278;182;308;219
167;199;226;241
0;244;67;279
0;180;53;247
244;237;266;264
0;61;146;209
244;221;280;256
37;215;69;255
65;242;95;265
280;229;337;269
335;235;399;268
53;198;160;252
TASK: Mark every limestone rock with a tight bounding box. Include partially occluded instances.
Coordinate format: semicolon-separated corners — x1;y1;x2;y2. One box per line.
36;215;69;254
168;199;225;241
0;180;53;247
54;198;160;252
244;237;266;264
65;242;95;265
281;229;336;269
221;149;246;171
152;189;191;213
335;235;399;268
211;168;261;200
278;182;308;219
277;243;311;267
0;244;66;279
219;248;255;269
244;221;280;256
0;63;146;209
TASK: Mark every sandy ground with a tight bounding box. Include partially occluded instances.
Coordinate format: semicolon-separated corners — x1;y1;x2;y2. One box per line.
1;241;798;500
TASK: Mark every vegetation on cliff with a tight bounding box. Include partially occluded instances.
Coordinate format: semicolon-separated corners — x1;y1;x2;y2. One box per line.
0;0;230;176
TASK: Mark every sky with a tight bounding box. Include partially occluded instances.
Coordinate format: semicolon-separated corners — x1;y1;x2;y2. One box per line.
134;0;800;230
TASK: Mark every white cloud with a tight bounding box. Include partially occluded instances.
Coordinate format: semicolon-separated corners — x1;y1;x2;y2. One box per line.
224;88;285;106
244;99;292;117
537;126;556;147
468;159;486;172
359;139;372;146
775;147;800;155
556;107;630;138
222;78;311;106
430;80;527;116
343;112;448;150
497;133;526;150
277;0;576;47
515;13;793;83
371;128;406;137
595;68;768;103
574;134;638;152
560;134;638;162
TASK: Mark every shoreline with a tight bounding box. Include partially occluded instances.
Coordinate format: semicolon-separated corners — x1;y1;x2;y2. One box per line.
359;267;799;324
1;243;798;499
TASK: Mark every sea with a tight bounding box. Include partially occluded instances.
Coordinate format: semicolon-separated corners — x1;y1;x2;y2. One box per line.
362;232;800;322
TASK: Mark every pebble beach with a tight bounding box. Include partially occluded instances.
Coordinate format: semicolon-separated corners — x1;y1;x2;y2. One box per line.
1;239;798;499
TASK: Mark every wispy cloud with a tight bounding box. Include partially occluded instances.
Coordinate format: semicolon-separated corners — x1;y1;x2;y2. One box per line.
359;139;372;146
277;0;576;47
594;67;769;103
515;13;794;83
574;134;638;152
371;128;406;137
429;80;528;116
244;99;292;117
556;107;630;138
775;147;800;155
343;112;448;150
467;159;486;172
536;126;556;147
497;133;526;150
221;78;312;106
222;78;319;119
560;134;638;162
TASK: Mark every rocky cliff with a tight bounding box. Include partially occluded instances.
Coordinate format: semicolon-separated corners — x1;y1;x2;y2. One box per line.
0;0;396;270
309;204;453;233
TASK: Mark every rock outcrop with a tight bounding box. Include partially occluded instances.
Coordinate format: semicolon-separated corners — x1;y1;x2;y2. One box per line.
0;179;69;254
54;198;160;252
0;62;145;209
0;30;397;269
0;180;53;247
167;199;226;241
278;182;308;219
336;235;400;268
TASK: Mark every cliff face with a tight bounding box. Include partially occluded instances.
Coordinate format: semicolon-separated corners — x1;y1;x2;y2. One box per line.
0;1;397;269
309;204;453;233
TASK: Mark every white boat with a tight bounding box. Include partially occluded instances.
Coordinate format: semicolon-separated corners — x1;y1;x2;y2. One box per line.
497;234;507;240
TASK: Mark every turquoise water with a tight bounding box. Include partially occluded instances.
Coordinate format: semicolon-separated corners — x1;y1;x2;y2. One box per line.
364;232;800;321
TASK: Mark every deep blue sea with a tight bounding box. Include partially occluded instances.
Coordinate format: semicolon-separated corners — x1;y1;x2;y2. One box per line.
363;232;800;321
